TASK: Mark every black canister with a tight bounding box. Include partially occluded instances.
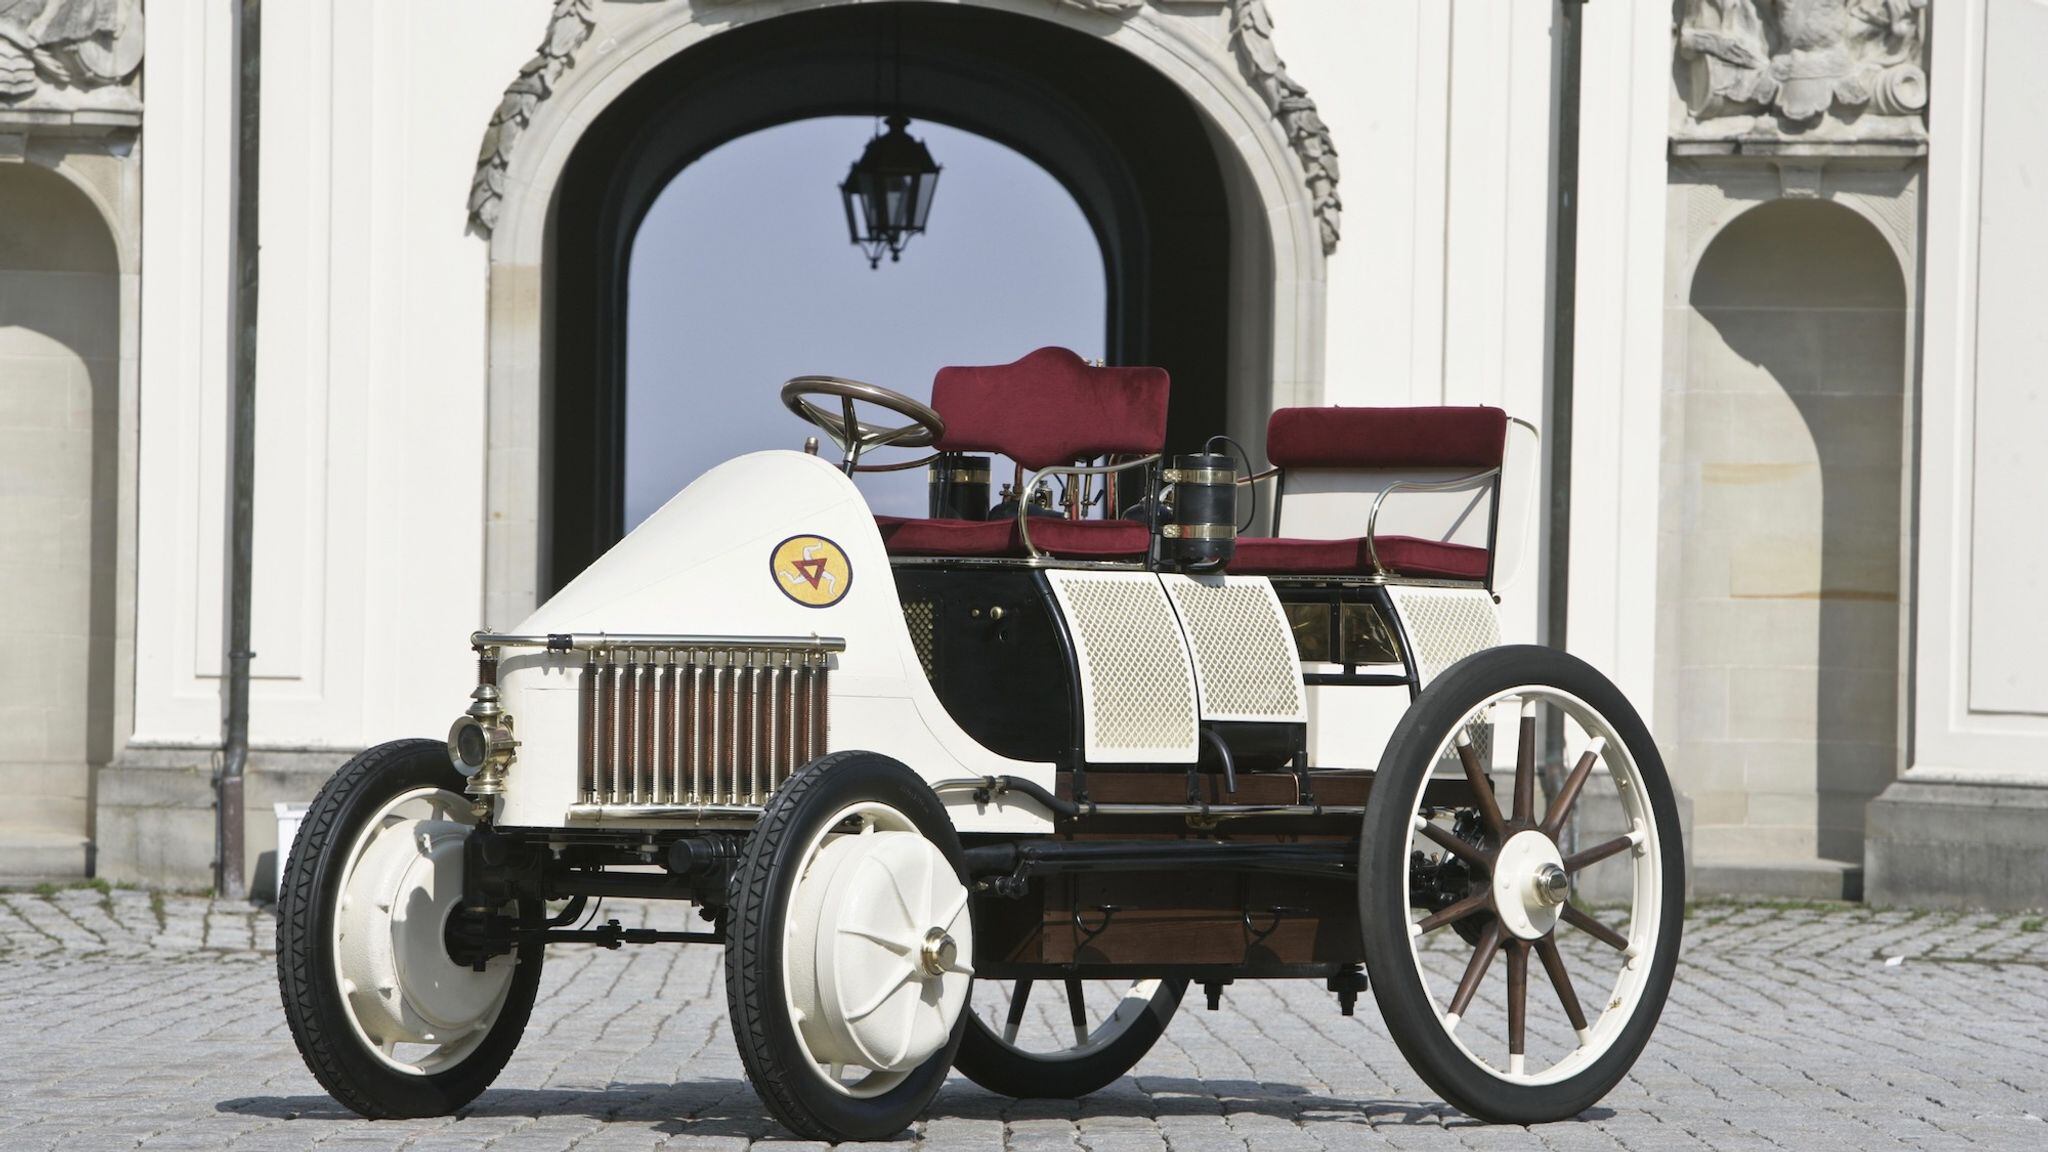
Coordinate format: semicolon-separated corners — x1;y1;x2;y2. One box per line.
1164;451;1237;572
928;454;992;521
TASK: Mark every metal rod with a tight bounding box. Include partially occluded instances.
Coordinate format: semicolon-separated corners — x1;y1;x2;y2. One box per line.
689;653;706;804
580;652;600;803
472;630;845;653
216;0;263;903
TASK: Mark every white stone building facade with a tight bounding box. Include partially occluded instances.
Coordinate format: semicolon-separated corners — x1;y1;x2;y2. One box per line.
0;0;2042;907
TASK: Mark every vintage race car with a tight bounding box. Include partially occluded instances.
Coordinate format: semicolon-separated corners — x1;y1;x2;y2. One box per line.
276;347;1683;1141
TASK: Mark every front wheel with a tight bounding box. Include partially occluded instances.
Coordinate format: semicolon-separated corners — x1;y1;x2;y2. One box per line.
276;738;543;1118
1359;646;1684;1124
724;751;976;1141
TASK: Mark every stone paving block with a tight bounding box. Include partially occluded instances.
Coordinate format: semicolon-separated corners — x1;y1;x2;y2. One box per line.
2;897;2047;1149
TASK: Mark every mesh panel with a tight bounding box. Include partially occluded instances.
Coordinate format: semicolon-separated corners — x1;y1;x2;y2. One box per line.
1387;586;1501;687
1046;572;1199;762
1162;576;1306;723
903;599;936;682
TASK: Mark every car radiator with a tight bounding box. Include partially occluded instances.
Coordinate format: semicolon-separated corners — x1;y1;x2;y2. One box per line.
578;646;830;809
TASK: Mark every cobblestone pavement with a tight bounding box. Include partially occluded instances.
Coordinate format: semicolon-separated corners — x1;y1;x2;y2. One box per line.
1;889;2044;1150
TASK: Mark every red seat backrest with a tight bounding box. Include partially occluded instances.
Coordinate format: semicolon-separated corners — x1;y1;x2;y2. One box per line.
1266;406;1508;471
931;347;1170;470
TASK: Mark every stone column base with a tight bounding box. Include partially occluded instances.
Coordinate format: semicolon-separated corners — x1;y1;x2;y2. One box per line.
96;745;356;897
1865;777;2048;911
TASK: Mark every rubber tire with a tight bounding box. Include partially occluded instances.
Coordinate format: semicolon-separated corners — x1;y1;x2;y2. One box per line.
276;738;544;1119
953;977;1187;1099
1359;646;1685;1124
724;750;971;1141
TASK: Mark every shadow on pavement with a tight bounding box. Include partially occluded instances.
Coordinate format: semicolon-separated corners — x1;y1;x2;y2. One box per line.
216;1077;1605;1137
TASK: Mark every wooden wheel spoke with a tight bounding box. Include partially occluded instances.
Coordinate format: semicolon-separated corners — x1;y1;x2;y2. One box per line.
1506;941;1529;1065
1417;891;1491;934
1512;710;1536;825
1417;819;1490;871
1064;978;1089;1047
1563;834;1634;873
1003;979;1032;1044
1455;733;1506;839
1446;919;1503;1022
1540;741;1605;840
1535;935;1589;1034
1561;902;1629;952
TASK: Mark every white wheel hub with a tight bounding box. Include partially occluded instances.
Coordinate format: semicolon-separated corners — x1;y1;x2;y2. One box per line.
1492;828;1566;941
785;811;974;1087
333;788;516;1073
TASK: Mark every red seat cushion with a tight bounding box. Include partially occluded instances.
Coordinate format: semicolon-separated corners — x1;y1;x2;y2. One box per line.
876;515;1151;560
932;347;1170;469
1266;406;1508;471
1232;535;1489;580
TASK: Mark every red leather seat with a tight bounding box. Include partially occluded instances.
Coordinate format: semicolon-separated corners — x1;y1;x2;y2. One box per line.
1230;405;1507;581
876;516;1151;560
1232;535;1489;580
877;347;1168;562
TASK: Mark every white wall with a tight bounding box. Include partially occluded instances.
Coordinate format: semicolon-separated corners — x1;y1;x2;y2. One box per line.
133;1;548;752
1276;0;1669;703
1911;0;2048;782
134;0;1677;752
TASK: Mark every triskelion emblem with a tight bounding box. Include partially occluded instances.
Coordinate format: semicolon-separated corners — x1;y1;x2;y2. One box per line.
770;535;853;608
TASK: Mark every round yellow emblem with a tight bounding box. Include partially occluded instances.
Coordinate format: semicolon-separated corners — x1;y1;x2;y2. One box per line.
770;534;854;608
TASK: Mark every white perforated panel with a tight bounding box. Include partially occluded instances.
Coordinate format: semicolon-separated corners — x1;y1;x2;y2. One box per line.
1387;586;1501;687
1045;571;1200;764
1161;575;1308;724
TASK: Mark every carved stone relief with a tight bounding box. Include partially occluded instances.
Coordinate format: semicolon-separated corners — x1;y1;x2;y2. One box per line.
467;0;1339;254
467;0;596;237
0;0;143;113
1676;0;1929;149
1229;0;1339;254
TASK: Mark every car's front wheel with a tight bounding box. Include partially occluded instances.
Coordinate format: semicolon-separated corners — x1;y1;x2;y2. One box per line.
276;738;543;1118
724;751;975;1141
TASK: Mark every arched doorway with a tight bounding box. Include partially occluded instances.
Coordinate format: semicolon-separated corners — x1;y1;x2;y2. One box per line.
478;0;1328;621
0;162;121;877
623;116;1107;529
1673;199;1908;875
540;3;1236;591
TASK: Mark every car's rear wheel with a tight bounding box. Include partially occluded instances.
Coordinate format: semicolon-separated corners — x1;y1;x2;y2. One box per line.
276;738;543;1118
954;976;1186;1098
1360;646;1684;1123
724;751;974;1141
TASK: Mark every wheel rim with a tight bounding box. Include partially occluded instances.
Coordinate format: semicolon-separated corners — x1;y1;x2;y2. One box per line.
1399;685;1665;1085
969;978;1168;1062
780;800;975;1099
329;786;519;1075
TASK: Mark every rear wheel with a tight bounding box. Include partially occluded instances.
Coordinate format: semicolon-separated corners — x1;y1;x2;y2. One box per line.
276;738;543;1118
954;976;1186;1098
1360;646;1683;1123
725;751;975;1141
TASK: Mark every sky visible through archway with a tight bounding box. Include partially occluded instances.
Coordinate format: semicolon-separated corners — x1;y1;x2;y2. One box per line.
625;116;1107;527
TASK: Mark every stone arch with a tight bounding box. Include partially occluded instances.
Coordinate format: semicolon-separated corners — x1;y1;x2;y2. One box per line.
0;159;126;876
1664;195;1911;882
476;0;1331;621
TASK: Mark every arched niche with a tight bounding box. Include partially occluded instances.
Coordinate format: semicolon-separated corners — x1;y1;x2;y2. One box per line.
1663;195;1911;873
0;159;125;866
479;0;1328;619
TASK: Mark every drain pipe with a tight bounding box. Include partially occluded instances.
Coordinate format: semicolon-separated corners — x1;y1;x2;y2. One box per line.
1545;0;1584;658
1540;0;1587;835
217;0;262;902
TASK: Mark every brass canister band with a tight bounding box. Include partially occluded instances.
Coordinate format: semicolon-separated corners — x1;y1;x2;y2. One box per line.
1161;522;1237;540
1162;467;1235;485
930;467;992;484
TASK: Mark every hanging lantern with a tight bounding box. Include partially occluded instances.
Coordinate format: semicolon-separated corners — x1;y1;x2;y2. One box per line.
840;114;941;269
